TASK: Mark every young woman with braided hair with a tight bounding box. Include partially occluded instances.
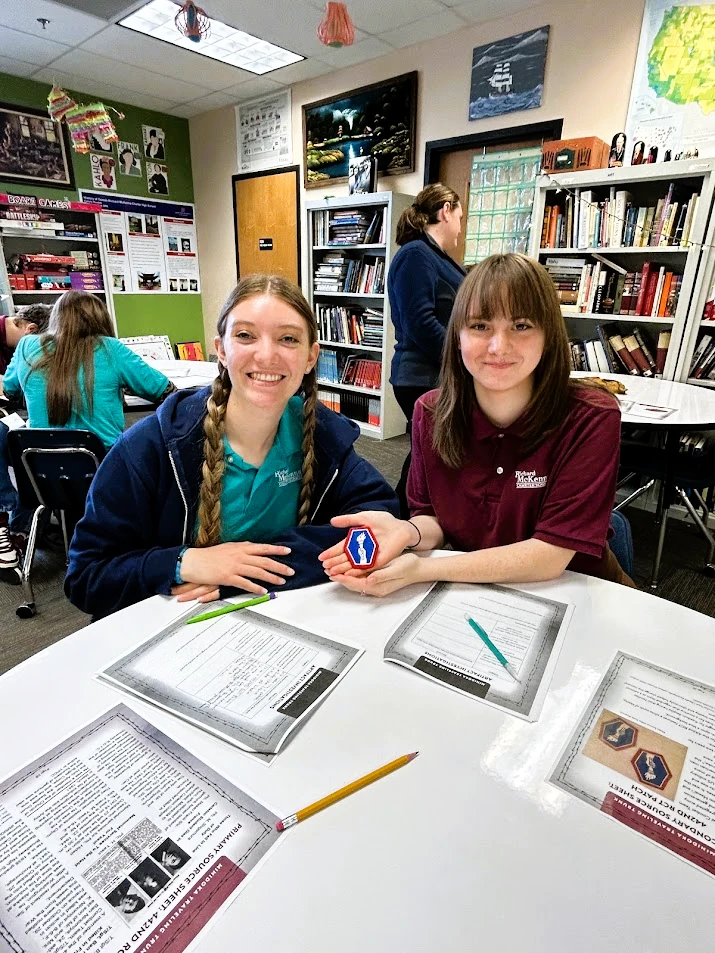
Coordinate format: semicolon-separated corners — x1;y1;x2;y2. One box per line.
66;275;398;618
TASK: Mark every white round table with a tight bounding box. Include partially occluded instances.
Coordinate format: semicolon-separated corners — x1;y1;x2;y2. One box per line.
2;570;714;952
571;370;715;427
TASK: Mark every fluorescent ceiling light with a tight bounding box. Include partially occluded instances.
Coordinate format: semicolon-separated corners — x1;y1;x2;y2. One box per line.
118;0;304;74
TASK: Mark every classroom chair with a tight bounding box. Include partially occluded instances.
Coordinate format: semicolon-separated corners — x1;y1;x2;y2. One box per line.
616;432;715;588
6;428;106;618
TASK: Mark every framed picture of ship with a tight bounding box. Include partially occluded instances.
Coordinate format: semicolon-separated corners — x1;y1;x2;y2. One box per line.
468;26;550;122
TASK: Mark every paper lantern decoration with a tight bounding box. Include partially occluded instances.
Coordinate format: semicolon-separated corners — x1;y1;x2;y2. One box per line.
47;85;76;122
175;1;211;42
317;2;355;47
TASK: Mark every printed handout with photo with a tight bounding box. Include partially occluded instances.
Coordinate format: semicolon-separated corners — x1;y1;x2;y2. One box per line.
90;152;117;191
106;232;124;253
106;879;146;923
181;236;191;252
128;214;144;234
137;271;162;291
147;162;169;195
118;140;142;176
129;857;171;897
142;124;166;159
112;274;126;291
145;214;160;235
168;236;178;252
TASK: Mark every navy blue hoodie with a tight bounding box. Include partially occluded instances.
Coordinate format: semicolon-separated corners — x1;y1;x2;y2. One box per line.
65;387;398;618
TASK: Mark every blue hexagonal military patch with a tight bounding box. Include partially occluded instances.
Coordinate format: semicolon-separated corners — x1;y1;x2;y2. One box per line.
344;526;379;570
632;749;672;790
600;718;638;750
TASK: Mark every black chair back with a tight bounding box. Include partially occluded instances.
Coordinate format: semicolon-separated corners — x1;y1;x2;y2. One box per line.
7;428;106;516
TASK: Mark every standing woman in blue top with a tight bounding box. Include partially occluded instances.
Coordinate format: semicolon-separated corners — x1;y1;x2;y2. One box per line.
388;183;466;515
2;290;174;450
66;275;398;618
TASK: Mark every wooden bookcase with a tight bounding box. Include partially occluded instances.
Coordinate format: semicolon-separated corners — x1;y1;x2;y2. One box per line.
305;191;413;439
528;159;715;384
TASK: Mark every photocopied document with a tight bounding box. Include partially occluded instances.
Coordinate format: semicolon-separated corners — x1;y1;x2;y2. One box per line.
551;652;715;879
384;582;572;720
0;705;281;953
617;398;676;420
98;607;363;759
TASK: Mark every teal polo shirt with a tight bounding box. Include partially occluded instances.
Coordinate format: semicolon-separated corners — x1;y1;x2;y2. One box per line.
218;395;304;543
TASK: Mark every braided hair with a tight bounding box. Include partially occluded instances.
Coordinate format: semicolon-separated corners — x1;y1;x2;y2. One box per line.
195;275;319;547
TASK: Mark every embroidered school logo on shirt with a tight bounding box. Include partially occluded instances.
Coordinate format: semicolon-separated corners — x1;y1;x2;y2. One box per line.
275;468;301;487
515;469;548;490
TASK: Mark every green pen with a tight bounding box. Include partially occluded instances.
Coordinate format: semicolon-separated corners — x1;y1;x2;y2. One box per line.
186;592;276;624
464;613;521;683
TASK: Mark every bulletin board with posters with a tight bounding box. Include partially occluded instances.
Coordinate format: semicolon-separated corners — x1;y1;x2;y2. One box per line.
79;190;200;296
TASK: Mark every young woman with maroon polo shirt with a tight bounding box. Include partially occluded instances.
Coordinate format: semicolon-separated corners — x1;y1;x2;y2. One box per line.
319;253;634;595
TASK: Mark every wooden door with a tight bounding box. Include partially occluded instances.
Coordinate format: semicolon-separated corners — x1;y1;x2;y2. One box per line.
233;166;300;282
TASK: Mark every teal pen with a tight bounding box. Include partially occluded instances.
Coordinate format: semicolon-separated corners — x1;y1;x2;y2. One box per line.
464;613;521;683
186;592;276;624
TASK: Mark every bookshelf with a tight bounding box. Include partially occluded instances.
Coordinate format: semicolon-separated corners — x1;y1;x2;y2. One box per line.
528;159;715;382
0;196;113;323
305;191;413;439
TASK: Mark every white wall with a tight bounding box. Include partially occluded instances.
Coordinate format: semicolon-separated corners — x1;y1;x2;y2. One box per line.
190;0;645;347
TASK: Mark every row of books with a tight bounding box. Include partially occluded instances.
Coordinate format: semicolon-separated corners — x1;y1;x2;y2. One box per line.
541;183;700;249
545;256;681;317
314;253;385;295
312;208;385;246
569;324;671;377
317;389;381;427
688;333;715;381
317;350;382;389
315;305;384;348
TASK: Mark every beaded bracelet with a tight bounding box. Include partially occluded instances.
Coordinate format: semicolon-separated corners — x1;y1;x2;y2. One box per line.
174;545;188;585
405;519;422;550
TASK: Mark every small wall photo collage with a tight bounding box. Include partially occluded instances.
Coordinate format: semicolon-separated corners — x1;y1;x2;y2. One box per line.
88;125;169;194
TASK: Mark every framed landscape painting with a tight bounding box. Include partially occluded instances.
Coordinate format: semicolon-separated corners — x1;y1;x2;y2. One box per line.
0;101;75;189
303;72;417;188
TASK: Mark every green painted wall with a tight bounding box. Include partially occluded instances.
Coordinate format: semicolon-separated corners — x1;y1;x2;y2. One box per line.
0;71;204;349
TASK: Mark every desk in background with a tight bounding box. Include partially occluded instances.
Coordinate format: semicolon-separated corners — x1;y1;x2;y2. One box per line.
2;571;714;952
124;359;218;408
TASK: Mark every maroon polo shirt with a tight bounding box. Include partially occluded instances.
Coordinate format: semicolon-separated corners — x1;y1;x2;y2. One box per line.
407;385;621;580
0;317;12;375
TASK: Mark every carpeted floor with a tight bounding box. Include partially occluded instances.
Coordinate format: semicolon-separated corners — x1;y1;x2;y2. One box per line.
1;430;712;675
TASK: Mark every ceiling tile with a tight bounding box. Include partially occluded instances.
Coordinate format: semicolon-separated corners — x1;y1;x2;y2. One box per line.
222;76;285;101
267;58;333;84
183;90;242;110
0;56;40;78
0;26;69;65
80;26;255;89
317;36;395;67
379;10;467;49
165;102;207;118
32;66;179;113
341;0;447;32
0;0;106;44
454;0;543;22
46;48;212;102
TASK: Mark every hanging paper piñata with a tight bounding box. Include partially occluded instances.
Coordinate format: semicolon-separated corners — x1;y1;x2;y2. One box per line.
47;85;125;154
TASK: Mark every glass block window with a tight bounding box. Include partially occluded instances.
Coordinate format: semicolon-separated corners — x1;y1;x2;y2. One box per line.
463;146;542;265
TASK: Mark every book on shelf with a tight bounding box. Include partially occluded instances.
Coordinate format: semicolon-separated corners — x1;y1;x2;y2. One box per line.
312;207;385;246
313;253;385;295
315;304;384;347
689;333;715;380
544;255;681;316
317;350;382;390
317;389;380;427
541;181;700;249
570;324;671;377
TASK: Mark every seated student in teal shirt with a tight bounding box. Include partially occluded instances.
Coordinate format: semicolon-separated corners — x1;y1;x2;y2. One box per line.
2;290;174;450
66;275;399;618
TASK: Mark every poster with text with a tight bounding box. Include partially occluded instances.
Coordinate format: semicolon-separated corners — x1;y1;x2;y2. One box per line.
81;192;201;295
236;90;292;173
0;705;281;953
625;0;715;159
90;152;117;190
552;652;715;879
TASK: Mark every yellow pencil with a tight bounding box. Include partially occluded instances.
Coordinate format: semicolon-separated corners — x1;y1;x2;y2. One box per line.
275;752;419;831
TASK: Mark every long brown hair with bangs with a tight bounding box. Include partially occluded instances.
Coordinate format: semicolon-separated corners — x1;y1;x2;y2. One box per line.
31;290;115;426
195;274;319;548
432;253;577;468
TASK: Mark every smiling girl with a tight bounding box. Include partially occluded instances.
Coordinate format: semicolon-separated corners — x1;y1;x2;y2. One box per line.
320;253;634;595
66;275;398;617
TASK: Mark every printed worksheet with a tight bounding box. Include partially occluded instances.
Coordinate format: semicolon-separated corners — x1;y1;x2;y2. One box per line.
551;652;715;879
0;705;281;953
98;607;362;759
384;583;572;720
617;398;676;420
